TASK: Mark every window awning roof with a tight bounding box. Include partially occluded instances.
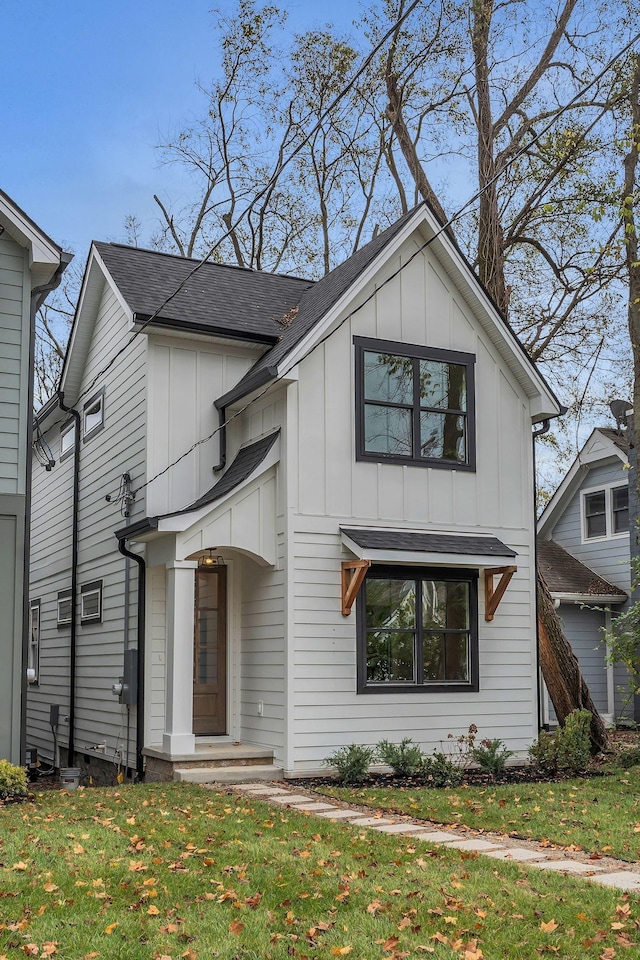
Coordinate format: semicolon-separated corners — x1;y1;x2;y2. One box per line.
340;527;517;567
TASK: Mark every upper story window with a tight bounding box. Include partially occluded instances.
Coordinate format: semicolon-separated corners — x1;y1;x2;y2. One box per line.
354;337;475;470
60;421;75;460
80;580;103;623
582;483;629;541
57;589;72;627
83;389;105;441
357;566;478;694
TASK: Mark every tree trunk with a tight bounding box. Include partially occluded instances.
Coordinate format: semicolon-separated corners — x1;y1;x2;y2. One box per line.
622;54;640;503
537;573;609;753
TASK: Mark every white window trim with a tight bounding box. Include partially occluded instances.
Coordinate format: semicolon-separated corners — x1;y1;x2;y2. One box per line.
57;590;72;626
28;599;40;684
580;481;629;543
80;580;103;623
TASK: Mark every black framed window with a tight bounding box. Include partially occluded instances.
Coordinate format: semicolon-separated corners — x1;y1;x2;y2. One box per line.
357;566;478;693
80;580;103;623
355;337;475;470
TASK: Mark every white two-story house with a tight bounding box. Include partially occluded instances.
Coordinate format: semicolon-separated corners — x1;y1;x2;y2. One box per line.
27;202;561;782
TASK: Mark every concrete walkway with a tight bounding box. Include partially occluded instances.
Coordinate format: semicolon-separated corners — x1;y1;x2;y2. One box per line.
221;781;640;893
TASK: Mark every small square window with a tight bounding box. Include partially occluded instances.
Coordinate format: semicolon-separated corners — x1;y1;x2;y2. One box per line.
80;580;103;623
28;599;40;684
355;337;475;471
60;421;75;460
57;589;72;626
83;390;105;440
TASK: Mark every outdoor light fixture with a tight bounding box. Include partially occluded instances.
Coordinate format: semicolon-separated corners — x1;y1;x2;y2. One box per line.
201;549;226;568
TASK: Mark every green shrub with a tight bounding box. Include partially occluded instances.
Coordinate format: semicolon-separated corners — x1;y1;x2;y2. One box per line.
471;738;514;774
422;750;463;787
556;708;591;774
529;730;558;774
324;744;375;784
617;747;640;769
377;738;425;777
529;709;592;776
0;759;28;799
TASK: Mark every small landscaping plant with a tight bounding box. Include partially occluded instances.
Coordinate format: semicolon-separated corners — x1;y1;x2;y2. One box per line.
376;738;425;777
529;708;592;775
471;737;514;774
422;749;463;787
324;743;375;784
616;746;640;768
0;759;28;800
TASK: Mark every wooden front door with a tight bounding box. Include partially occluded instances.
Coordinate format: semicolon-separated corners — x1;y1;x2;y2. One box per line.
193;566;227;736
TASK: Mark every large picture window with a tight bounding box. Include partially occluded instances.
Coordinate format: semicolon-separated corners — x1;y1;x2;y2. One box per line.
355;337;475;470
357;566;478;693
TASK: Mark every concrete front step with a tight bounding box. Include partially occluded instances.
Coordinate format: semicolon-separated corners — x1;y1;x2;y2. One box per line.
174;764;284;784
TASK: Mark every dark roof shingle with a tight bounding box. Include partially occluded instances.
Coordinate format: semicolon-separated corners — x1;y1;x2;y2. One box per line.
94;242;311;343
537;539;627;599
341;527;517;558
597;427;628;454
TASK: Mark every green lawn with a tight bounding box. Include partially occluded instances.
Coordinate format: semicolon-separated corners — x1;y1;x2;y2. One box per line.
0;783;638;959
316;766;640;862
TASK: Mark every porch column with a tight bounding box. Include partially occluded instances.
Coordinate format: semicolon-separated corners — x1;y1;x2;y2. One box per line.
163;559;198;755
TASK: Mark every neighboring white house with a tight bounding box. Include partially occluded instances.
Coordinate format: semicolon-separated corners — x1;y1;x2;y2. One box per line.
27;202;561;782
0;189;69;764
537;426;632;725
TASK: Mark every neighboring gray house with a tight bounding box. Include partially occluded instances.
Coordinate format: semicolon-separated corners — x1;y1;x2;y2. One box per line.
537;427;631;725
0;189;69;764
27;202;561;782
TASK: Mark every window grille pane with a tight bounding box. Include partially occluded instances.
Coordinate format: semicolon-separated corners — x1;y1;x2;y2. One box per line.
585;491;606;538
422;581;469;630
612;486;629;533
420;360;466;410
58;598;72;623
364;352;413;403
420;411;466;461
364;404;412;455
365;578;415;630
82;591;100;619
366;630;415;683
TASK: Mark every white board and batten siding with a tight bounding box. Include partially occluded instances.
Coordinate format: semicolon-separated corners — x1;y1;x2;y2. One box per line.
287;236;538;773
27;279;148;768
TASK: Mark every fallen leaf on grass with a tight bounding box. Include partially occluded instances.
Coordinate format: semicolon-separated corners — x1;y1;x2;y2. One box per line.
147;905;161;916
104;923;119;935
42;945;58;957
12;862;28;871
229;920;244;935
42;883;58;893
541;920;559;933
22;948;39;957
330;948;352;956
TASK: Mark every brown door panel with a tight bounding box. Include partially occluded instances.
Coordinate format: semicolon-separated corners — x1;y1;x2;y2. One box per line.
193;567;227;736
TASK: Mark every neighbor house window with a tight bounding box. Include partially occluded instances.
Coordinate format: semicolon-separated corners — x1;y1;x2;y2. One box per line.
28;599;40;684
57;589;72;626
80;580;102;623
83;389;105;440
582;483;629;540
60;421;76;460
357;566;478;693
354;337;475;470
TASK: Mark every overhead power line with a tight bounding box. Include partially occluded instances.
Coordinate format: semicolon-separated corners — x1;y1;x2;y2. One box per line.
132;27;640;501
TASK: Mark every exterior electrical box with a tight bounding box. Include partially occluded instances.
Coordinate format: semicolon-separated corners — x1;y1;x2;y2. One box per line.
121;648;137;705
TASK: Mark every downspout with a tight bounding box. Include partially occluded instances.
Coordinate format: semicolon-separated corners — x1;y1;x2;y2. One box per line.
212;403;226;473
532;417;552;733
57;390;81;766
116;537;146;781
22;255;72;762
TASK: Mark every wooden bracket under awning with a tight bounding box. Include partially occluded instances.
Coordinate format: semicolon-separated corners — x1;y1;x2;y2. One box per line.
484;566;517;621
341;559;371;616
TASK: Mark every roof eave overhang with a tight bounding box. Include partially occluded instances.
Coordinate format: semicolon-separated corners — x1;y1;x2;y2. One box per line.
133;313;280;347
552;592;627;604
0;188;63;282
341;531;516;568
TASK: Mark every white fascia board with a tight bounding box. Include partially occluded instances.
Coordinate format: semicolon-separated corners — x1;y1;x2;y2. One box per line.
341;531;515;569
0;191;61;274
553;593;627;604
278;204;560;421
157;437;280;533
60;245;134;402
537;428;627;536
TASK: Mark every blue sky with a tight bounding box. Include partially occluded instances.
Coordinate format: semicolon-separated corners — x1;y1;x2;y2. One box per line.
1;0;359;257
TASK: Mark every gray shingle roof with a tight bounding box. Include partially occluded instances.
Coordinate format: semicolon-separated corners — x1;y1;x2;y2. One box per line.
164;430;279;517
219;208;420;405
341;527;517;558
597;427;628;454
537;539;627;599
94;242;311;344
